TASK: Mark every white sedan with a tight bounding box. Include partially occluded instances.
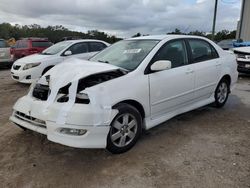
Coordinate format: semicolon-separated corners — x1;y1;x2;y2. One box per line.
10;39;109;83
10;35;238;154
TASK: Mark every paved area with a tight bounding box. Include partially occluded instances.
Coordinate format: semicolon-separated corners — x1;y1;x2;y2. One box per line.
0;68;249;188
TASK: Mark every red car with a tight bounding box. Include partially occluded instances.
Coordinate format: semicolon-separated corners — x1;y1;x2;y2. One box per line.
12;38;52;60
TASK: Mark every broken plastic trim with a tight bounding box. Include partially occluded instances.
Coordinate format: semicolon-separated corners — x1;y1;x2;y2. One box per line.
39;69;126;103
57;94;90;104
56;69;126;96
77;69;126;92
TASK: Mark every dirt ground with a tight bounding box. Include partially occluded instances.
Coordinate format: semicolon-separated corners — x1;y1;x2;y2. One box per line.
0;68;249;188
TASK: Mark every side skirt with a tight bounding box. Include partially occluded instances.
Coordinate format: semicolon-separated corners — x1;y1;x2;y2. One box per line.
144;95;215;130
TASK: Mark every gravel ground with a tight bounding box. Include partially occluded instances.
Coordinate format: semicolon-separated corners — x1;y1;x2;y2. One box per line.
0;68;249;188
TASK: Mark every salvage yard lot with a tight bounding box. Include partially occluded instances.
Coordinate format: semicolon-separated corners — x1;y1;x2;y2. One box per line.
0;69;249;188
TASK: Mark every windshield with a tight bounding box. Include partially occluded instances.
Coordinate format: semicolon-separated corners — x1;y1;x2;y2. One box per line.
41;41;72;55
90;40;159;71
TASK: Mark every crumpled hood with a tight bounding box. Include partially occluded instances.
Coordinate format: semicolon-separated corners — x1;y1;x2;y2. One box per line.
234;47;250;54
14;54;58;65
38;58;121;88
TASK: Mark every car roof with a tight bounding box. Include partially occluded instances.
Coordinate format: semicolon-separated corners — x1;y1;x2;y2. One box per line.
67;39;107;43
18;38;49;41
126;34;207;41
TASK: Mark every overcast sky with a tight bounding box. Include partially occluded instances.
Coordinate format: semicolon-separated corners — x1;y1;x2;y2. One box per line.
0;0;242;38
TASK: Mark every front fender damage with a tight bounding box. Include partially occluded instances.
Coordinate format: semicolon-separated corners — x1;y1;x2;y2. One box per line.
31;60;126;126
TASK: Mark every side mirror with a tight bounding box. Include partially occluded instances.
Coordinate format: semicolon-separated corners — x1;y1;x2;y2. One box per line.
64;50;72;56
150;60;172;72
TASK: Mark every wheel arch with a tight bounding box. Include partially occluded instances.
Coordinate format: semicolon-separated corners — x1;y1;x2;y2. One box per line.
221;74;231;85
42;65;54;75
112;99;146;119
219;74;231;91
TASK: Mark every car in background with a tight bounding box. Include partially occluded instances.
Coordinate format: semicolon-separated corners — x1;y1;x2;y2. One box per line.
0;39;13;68
61;36;82;41
9;35;238;154
217;39;235;50
233;47;250;74
11;39;109;83
234;41;250;48
217;39;250;50
12;38;52;60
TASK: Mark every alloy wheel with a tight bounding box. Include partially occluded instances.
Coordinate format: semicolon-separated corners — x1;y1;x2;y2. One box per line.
110;113;138;147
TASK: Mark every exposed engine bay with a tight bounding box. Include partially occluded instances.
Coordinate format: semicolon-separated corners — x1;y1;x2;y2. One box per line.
32;69;126;102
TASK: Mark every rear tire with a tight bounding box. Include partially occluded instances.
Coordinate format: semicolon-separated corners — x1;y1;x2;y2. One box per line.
106;103;142;154
214;78;230;108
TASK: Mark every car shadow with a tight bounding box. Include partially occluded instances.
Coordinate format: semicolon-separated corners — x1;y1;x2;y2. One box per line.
0;66;11;70
239;73;250;79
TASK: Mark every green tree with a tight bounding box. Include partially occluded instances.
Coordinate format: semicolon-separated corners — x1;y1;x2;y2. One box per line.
0;23;122;44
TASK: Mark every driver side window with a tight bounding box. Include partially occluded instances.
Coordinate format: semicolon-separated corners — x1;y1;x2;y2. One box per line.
152;40;188;68
68;42;88;55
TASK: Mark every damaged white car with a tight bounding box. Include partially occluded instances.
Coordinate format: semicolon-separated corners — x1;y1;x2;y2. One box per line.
10;35;238;154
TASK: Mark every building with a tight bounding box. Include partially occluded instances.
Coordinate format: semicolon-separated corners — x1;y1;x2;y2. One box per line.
237;0;250;41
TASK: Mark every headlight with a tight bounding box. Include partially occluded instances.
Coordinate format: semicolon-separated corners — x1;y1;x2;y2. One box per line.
57;93;90;104
76;93;89;100
23;62;41;70
245;55;250;59
237;54;246;59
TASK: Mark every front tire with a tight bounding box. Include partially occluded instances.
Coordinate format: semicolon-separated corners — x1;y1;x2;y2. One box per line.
106;103;142;154
214;78;230;108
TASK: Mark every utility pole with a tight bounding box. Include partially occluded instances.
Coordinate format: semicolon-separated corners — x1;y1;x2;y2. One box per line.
238;0;245;40
212;0;218;41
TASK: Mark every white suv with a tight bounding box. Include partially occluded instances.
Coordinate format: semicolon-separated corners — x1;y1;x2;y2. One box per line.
11;39;109;83
10;35;238;154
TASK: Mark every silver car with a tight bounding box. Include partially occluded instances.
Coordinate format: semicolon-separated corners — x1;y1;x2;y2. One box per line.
0;39;13;67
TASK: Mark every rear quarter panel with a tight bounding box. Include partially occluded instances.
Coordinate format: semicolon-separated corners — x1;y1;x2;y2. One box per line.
219;50;238;89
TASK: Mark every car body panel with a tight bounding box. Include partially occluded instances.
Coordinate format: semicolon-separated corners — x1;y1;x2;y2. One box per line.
149;64;195;118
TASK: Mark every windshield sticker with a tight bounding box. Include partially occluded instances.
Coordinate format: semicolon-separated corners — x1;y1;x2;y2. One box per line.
123;49;142;54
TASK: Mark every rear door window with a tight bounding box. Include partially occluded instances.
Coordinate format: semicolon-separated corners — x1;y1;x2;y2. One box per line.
17;40;28;49
89;42;107;52
32;41;52;48
188;39;219;63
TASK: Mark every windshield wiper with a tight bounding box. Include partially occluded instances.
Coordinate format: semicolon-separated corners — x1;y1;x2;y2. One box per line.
97;59;130;73
98;60;110;64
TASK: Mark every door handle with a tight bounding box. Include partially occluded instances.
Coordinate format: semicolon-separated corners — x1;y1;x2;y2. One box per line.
216;62;222;66
185;69;194;74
